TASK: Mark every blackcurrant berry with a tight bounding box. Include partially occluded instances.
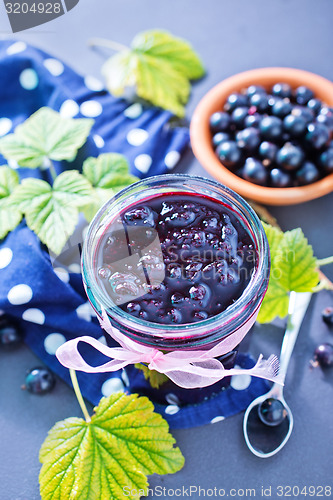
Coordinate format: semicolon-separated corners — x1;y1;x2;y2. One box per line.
212;132;230;148
260;116;283;141
295;86;314;105
283;114;307;137
270;168;292;188
292;106;315;124
241;157;267;185
0;316;21;346
23;367;56;394
272;98;292;118
246;85;266;97
236;127;260;151
272;82;292;99
276;143;304;170
305;123;330;149
322;306;333;326
231;107;249;129
224;93;248;112
295;161;320;185
259;141;278;162
314;343;333;368
316;112;333;132
307;98;322;114
209;111;231;134
244;113;262;128
250;93;270;112
216;141;242;168
319;148;333;173
258;398;287;426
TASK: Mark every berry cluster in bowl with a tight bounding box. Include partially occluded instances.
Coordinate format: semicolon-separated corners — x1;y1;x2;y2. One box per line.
210;83;333;188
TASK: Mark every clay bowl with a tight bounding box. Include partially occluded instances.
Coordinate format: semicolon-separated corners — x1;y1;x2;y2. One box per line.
190;67;333;205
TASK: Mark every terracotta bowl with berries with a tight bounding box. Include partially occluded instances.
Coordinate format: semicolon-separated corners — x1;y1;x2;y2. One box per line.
190;68;333;205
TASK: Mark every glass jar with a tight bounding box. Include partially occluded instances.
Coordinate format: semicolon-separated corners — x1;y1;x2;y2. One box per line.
82;174;270;403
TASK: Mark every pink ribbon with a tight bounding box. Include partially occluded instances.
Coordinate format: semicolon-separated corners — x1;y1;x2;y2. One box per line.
56;308;283;389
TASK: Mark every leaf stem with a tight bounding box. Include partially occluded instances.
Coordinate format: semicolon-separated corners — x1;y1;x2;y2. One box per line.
316;256;333;267
88;37;129;53
313;269;333;292
46;159;57;182
69;369;91;423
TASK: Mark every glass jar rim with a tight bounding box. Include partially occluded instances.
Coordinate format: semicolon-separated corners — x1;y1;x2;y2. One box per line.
82;174;269;347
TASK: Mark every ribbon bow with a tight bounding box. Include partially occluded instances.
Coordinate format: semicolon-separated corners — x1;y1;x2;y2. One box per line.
56;308;282;389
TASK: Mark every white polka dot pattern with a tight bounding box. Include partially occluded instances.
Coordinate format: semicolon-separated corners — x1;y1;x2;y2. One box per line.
0;248;13;269
43;59;64;76
84;75;104;92
7;42;27;55
165;151;181;169
7;284;33;305
210;416;225;424
76;302;95;322
127;128;148;146
0;118;12;137
22;308;45;325
230;365;252;390
124;103;143;119
134;154;152;173
59;99;79;118
54;267;70;283
19;69;39;90
8;159;19;170
44;333;66;355
101;378;125;397
80;100;102;118
165;405;180;415
68;263;81;274
93;134;105;148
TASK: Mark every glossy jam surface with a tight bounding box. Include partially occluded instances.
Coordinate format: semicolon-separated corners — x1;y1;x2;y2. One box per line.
96;193;257;325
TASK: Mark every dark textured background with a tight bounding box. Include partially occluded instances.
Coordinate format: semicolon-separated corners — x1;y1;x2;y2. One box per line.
0;1;332;498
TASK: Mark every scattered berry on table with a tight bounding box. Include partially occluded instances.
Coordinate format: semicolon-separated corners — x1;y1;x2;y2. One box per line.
313;343;333;368
0;314;21;347
23;367;56;394
258;398;288;426
322;306;333;326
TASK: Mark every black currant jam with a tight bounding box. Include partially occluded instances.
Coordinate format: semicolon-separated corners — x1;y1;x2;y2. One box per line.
96;193;257;325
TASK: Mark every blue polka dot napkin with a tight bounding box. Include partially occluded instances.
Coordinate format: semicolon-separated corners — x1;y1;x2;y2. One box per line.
0;40;269;429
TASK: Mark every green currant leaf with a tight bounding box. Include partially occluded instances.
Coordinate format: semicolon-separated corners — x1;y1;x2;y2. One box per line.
83;153;138;190
276;228;319;292
135;363;169;389
82;153;139;221
257;224;319;323
132;30;205;80
39;392;184;500
102;30;205;117
0;166;22;239
0;107;93;168
257;280;290;324
12;171;93;254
